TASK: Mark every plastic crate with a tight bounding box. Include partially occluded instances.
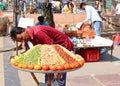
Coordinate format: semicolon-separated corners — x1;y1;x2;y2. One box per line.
79;48;100;62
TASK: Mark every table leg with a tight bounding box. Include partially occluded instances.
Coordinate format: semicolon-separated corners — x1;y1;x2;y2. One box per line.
30;72;39;86
110;48;113;62
48;74;52;86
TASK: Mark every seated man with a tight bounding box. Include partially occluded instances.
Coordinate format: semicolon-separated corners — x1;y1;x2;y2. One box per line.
35;16;48;26
76;21;107;54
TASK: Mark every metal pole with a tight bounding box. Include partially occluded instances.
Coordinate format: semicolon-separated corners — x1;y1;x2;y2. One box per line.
15;0;18;27
14;0;18;55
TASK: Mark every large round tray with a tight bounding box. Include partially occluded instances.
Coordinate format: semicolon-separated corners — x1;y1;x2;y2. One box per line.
9;56;83;74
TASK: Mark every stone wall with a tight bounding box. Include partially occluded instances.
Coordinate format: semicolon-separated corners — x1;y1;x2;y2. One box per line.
25;13;86;26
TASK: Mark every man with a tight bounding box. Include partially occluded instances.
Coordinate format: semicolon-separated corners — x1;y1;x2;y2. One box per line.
35;16;48;26
79;3;108;54
80;2;102;36
116;3;120;16
10;25;74;86
76;21;95;38
18;17;34;49
62;1;71;14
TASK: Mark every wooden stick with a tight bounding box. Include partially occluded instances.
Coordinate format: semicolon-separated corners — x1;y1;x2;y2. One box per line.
47;74;52;86
16;41;18;55
30;72;39;86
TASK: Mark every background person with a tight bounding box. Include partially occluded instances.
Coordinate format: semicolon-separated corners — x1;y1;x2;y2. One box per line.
50;0;62;13
62;1;71;14
76;21;95;38
115;2;120;15
68;0;74;13
35;16;48;26
10;25;74;86
110;3;116;15
80;2;102;36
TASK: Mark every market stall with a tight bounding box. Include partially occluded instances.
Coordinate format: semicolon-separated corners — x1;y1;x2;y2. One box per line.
64;21;114;62
9;44;85;86
74;36;114;62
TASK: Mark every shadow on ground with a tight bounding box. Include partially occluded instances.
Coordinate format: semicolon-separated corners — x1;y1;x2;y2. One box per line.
100;48;120;62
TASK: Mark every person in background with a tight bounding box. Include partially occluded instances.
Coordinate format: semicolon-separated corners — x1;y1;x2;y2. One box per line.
76;21;95;38
51;0;62;13
110;3;116;15
115;2;120;16
95;0;99;10
35;16;48;26
80;2;102;36
62;0;69;6
50;0;56;13
0;1;4;16
68;0;74;13
10;25;74;86
62;1;71;14
0;1;4;10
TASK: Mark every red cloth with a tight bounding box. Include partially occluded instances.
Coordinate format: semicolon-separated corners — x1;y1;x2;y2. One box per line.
112;35;120;45
27;25;74;50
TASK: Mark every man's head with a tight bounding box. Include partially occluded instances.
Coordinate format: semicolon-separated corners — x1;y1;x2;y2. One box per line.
80;2;86;10
38;16;44;24
80;21;92;31
10;27;30;42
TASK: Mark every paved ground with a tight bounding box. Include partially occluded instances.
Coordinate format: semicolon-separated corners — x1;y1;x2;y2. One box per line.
0;35;120;86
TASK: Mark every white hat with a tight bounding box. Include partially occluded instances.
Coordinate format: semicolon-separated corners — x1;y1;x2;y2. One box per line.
18;17;34;28
75;22;83;28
